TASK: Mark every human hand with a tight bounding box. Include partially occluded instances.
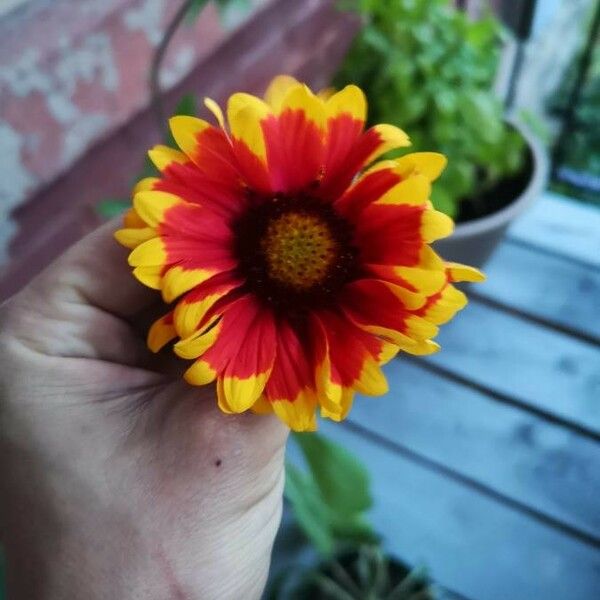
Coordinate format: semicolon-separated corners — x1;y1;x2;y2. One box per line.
0;220;288;600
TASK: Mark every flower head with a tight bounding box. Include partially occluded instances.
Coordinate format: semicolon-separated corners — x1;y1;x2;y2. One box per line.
116;75;484;431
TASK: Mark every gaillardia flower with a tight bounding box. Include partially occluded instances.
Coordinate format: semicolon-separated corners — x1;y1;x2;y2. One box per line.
116;75;484;431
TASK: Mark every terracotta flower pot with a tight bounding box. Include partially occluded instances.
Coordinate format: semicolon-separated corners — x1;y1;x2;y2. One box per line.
434;120;548;268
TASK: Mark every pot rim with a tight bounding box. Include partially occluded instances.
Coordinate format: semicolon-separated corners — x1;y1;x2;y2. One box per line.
450;117;548;239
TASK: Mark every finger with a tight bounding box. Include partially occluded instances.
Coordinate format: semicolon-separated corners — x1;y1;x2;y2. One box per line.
45;217;157;319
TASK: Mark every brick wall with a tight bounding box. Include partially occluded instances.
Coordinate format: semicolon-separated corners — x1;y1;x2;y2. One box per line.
0;0;359;301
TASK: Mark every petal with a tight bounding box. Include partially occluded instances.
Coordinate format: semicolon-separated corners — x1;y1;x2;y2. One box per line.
173;271;242;338
201;297;277;413
204;97;225;129
335;166;402;219
447;262;486;283
405;315;439;340
159;203;236;275
394;152;447;181
317;113;364;200
264;321;316;405
155;160;247;218
365;124;411;163
123;206;148;228
227;93;271;162
320;388;354;422
148;145;188;172
262;91;325;192
366;263;446;296
325;84;367;123
114;226;155;249
377;342;400;365
169;116;212;158
416;284;468;325
184;359;218;386
133;190;183;227
318;123;409;201
128;237;166;267
132;265;162;289
147;312;176;353
341;279;418;346
250;395;274;415
376;174;431;207
263;321;310;400
400;339;441;355
316;310;388;397
278;83;326;127
161;266;219;304
263;74;301;111
421;209;454;242
174;320;222;360
271;392;318;431
355;203;426;266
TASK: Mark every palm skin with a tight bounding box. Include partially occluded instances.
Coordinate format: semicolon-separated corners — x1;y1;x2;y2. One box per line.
0;221;288;600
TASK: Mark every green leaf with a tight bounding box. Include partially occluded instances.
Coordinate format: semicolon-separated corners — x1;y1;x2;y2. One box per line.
284;462;335;556
330;511;378;546
186;0;209;23
293;432;373;516
430;186;457;218
96;199;130;218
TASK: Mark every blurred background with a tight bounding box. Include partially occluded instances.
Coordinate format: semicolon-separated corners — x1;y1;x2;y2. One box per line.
0;1;598;599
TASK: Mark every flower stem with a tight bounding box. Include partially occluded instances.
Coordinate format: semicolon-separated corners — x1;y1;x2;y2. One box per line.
149;0;202;134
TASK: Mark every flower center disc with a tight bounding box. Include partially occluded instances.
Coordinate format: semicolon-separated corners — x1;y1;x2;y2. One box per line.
261;212;337;290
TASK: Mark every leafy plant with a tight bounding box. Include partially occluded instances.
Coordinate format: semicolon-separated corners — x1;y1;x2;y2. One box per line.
308;546;435;600
548;30;600;206
269;432;436;599
285;432;377;557
335;0;526;219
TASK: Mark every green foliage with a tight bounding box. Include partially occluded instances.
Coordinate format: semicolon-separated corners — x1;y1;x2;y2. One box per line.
274;432;437;599
311;546;435;600
284;432;377;558
335;0;526;218
96;93;197;219
96;198;132;218
548;34;600;206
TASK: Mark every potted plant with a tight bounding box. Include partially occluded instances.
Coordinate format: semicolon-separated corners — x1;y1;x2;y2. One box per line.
266;432;437;599
334;0;548;267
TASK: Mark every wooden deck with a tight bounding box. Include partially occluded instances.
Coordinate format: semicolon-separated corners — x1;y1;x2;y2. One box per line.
276;191;600;600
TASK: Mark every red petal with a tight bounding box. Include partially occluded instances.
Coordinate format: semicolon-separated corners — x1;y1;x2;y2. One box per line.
202;296;277;379
341;279;410;336
160;203;236;272
318;121;380;200
262;110;325;193
231;138;273;194
355;203;425;266
335;167;402;219
315;309;383;388
264;320;315;401
186;126;240;183
157;161;247;218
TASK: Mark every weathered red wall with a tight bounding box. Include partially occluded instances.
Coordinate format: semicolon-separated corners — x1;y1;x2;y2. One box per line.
0;0;359;301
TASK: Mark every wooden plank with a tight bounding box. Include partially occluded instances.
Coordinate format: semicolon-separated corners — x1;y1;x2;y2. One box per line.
288;423;600;600
348;359;600;543
509;191;600;268
425;301;600;437
473;240;600;343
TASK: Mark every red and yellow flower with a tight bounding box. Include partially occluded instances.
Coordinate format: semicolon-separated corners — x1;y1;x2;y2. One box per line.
116;75;484;431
